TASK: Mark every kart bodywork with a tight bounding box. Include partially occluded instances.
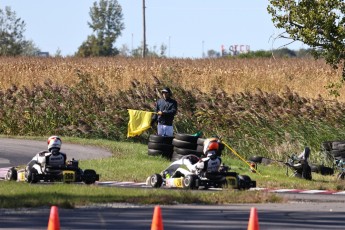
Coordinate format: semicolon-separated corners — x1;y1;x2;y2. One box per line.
148;155;256;190
5;159;99;184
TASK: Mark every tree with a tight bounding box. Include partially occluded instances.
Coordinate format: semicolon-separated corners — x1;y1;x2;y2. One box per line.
76;0;125;57
268;0;345;78
0;6;36;56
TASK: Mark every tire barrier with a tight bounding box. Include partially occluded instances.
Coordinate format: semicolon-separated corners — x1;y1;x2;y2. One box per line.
171;133;201;161
322;140;345;160
147;134;174;159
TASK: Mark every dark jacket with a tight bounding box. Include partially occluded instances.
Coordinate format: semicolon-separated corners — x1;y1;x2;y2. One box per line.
152;97;177;126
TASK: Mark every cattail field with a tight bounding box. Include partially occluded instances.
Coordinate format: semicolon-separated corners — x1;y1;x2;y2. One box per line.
0;57;344;161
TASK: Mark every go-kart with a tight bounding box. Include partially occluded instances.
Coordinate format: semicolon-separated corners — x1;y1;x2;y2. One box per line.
148;155;256;190
5;159;99;184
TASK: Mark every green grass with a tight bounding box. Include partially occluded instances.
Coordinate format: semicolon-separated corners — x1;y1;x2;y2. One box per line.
1;136;344;208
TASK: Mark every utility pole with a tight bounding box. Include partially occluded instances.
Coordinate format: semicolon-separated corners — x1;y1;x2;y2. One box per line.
142;0;146;58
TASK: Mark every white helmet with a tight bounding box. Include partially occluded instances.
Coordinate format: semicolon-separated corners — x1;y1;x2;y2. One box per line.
47;136;62;152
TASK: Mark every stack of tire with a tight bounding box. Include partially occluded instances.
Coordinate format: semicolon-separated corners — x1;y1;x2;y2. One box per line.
322;141;345;160
148;134;174;160
171;133;203;161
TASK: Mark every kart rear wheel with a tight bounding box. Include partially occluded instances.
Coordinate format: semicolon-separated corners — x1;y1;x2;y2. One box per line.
150;174;163;188
182;175;198;189
5;167;17;181
237;175;252;190
83;169;97;184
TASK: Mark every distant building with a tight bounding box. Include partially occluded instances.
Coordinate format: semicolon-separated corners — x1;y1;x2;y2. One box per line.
37;52;49;57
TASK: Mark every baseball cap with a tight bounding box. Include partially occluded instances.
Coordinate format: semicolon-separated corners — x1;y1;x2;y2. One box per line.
161;87;171;94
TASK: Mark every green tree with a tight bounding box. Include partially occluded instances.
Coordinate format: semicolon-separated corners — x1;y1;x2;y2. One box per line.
76;0;125;57
0;6;27;55
268;0;345;78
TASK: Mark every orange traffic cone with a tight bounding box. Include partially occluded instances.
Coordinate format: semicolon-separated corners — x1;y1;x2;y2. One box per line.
47;206;60;230
247;207;259;230
151;205;164;230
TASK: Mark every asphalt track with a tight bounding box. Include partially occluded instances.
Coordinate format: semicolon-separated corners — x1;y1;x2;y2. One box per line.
1;138;345;229
0;203;345;229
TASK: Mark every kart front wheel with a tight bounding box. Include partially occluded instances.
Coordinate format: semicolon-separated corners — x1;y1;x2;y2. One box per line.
27;168;39;184
182;175;198;189
150;174;163;188
5;167;17;181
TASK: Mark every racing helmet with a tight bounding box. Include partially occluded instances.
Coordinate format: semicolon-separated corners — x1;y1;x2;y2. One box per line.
204;140;219;157
47;136;62;154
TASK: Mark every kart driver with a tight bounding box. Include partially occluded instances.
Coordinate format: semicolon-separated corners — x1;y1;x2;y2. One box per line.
25;136;67;181
171;137;223;178
194;138;222;175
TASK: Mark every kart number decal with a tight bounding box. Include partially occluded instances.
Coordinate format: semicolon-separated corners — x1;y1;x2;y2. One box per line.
63;170;75;182
174;178;183;188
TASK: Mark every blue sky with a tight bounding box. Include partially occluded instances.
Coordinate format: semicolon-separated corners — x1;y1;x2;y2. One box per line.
0;0;307;57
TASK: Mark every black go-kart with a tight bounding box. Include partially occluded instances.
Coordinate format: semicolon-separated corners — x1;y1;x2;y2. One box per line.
5;159;99;184
147;155;256;190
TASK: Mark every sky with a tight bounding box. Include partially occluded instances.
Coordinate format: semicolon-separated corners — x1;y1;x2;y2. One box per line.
0;0;307;58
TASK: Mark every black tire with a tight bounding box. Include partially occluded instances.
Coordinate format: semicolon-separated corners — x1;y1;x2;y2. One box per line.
309;163;320;173
171;152;184;161
27;168;39;184
149;134;174;144
83;169;97;184
150;174;163;188
173;147;201;156
5;167;17;181
182;175;198;189
148;142;174;152
332;141;345;150
197;138;206;145
237;175;253;190
319;166;334;175
196;145;204;153
172;139;197;150
248;156;263;163
174;133;199;143
148;148;173;159
329;149;345;158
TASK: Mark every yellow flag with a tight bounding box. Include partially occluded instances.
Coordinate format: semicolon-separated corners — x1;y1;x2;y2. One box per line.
127;109;154;137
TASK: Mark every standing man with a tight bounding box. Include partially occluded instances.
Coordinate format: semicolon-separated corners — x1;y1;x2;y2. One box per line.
151;87;178;136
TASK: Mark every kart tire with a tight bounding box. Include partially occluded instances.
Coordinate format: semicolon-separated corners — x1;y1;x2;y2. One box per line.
174;133;198;143
5;167;17;181
182;175;198;189
172;139;197;150
237;175;252;190
27;168;39;184
150;174;163;188
148;142;174;152
149;134;174;144
83;169;97;184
